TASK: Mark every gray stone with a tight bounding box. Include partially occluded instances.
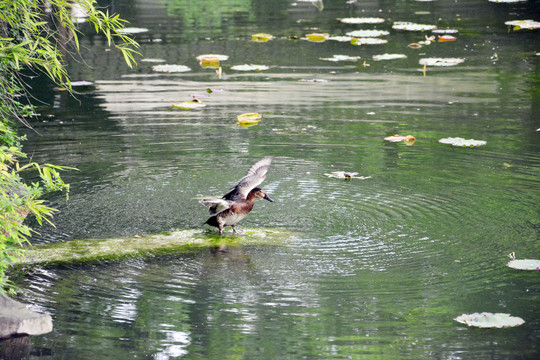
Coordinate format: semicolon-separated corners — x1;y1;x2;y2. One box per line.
0;294;52;339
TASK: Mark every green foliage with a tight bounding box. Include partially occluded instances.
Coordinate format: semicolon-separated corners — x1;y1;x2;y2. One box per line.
0;0;139;293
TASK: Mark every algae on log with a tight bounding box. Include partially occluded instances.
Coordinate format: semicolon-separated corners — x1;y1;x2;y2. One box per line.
16;228;297;266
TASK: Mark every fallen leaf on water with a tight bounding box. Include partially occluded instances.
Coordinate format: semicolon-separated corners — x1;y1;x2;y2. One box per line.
438;35;457;42
351;38;388;45
419;58;465;66
454;313;525;328
172;100;206;109
384;134;416;144
339;17;385;24
373;53;407;61
506;259;540;271
438;137;486;147
117;27;149;34
231;64;269;71
504;19;540;30
320;54;361;62
347;29;389;38
152;64;191;73
392;22;437;31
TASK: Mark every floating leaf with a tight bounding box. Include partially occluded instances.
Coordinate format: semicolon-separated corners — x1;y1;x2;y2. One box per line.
141;58;166;63
432;29;459;34
117;27;149;34
172;101;206;110
339;17;385;24
320;54;361;62
506;259;540;271
504;19;540;30
346;29;389;38
490;0;527;3
196;54;229;62
237;113;262;125
252;33;274;42
196;54;229;68
392;22;437;31
438;137;486;147
152;64;191;73
70;81;93;86
306;33;329;42
438;35;457;42
230;64;269;71
373;53;407;61
351;38;388;45
325;172;372;181
419;58;465;66
384;135;415;145
327;35;354;42
454;313;525;328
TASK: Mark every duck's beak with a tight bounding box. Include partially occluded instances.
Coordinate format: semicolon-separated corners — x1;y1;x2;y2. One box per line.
263;194;274;202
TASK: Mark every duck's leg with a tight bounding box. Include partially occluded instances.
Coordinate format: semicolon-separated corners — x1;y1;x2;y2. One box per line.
218;223;224;236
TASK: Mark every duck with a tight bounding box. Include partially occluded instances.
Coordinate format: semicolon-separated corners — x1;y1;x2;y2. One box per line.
200;157;274;235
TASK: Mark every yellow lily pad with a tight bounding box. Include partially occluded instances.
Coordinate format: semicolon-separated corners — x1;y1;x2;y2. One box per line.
237;113;262;124
252;33;274;42
306;33;329;42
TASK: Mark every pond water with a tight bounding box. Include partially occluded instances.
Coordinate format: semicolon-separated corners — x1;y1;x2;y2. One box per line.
10;0;540;358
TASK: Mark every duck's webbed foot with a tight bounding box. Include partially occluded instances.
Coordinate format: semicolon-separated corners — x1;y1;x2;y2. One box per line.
232;225;243;234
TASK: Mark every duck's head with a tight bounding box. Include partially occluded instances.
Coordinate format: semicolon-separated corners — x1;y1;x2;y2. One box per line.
250;187;274;202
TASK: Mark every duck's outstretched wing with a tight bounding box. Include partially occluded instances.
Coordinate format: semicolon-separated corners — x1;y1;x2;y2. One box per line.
223;156;273;201
199;198;231;215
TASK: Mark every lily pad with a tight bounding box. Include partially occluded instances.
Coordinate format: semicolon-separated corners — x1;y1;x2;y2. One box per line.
196;54;229;62
152;64;191;73
392;22;437;31
252;33;274;42
504;20;540;30
231;64;269;71
490;0;526;2
506;259;540;271
346;29;389;38
339;17;385;24
327;35;354;42
438;137;486;147
432;29;459;34
70;81;93;87
373;53;407;61
454;313;525;328
306;33;329;42
325;172;372;180
351;38;388;45
320;54;361;62
384;135;415;144
419;58;465;66
237;113;262;124
172;101;206;110
141;58;166;63
117;27;149;34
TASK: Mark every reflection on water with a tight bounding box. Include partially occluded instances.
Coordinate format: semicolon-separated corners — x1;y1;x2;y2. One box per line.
12;0;540;359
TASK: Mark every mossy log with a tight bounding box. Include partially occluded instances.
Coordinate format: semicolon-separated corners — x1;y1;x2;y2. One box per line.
15;228;297;266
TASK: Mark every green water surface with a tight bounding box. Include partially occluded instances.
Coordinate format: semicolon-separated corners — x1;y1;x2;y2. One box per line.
10;0;540;359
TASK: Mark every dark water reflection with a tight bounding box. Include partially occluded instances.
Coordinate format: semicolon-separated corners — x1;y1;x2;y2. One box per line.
11;0;540;359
